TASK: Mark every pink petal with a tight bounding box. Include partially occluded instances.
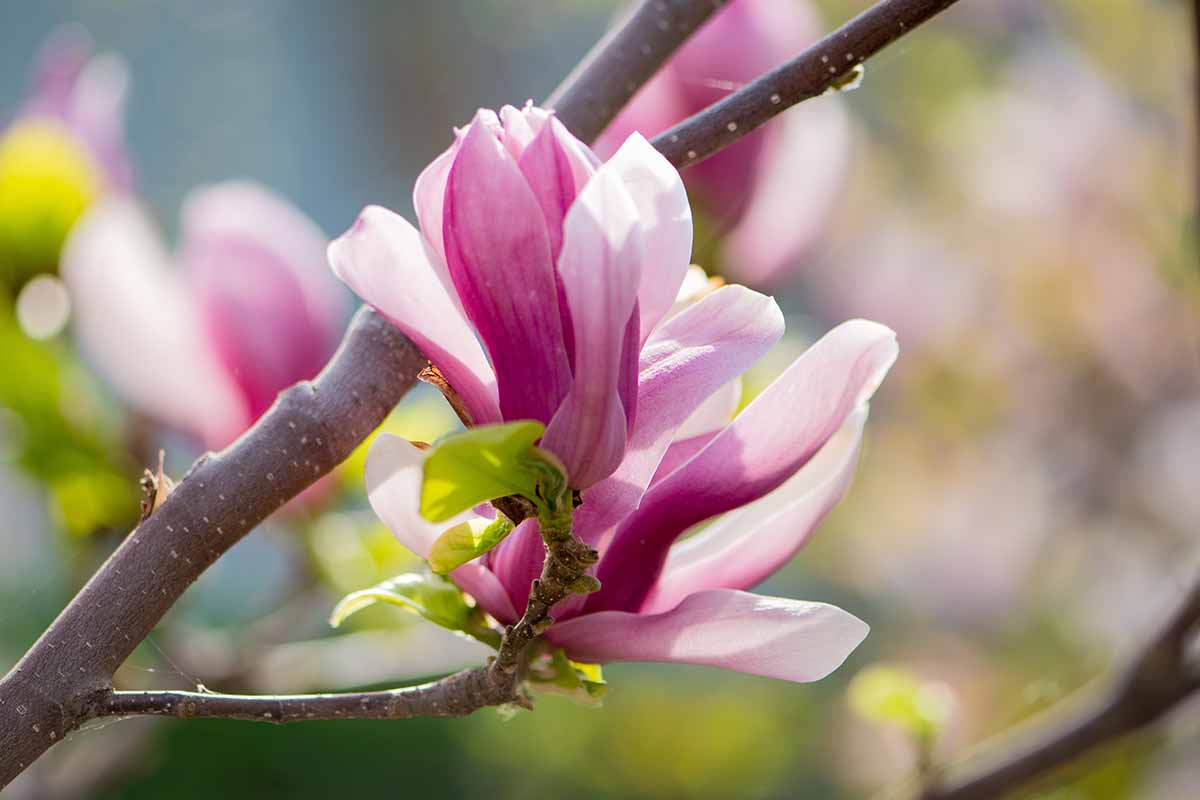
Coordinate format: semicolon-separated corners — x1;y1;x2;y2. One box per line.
485;518;543;616
364;434;443;557
644;408;868;613
181;182;345;421
60;198;246;446
592;63;690;159
499;104;539;158
455;563;520;625
22;29;133;192
617;304;640;429
24;27;91;118
650;430;719;486
573;285;783;547
443;112;572;424
65;52;133;192
363;434;516;622
542;165;643;489
547;588;868;683
517;116;597;261
591;320;898;612
602;134;692;340
328;204;501;425
674;378;741;440
516;115;600;371
412;142;459;280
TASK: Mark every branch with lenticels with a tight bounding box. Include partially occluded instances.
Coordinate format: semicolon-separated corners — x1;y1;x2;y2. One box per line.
0;0;966;788
651;0;965;167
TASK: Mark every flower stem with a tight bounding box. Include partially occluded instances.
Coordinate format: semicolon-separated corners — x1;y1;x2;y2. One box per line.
487;501;599;700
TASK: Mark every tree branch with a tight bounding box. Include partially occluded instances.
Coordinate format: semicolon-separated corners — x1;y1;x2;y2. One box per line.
545;0;730;144
0;308;424;786
99;673;501;724
91;505;598;724
651;0;964;168
0;0;976;786
919;579;1200;799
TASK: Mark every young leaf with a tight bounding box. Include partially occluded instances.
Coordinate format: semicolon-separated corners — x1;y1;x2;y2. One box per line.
330;573;474;633
526;647;608;707
420;420;557;522
428;516;515;575
847;664;955;742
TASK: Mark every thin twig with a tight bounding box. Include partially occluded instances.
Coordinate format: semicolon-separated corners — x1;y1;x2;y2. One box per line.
652;0;964;168
93;510;599;724
545;0;729;143
102;673;499;723
920;580;1200;799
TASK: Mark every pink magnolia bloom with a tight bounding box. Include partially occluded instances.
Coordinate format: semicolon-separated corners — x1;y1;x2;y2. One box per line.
8;27;133;193
596;0;848;287
61;182;346;448
332;104;897;682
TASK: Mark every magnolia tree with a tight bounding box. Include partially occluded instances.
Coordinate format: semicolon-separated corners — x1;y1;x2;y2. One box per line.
1;1;1198;798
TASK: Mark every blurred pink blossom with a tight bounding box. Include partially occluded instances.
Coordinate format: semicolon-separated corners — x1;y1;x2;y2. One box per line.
9;26;133;193
333;104;897;682
62;181;346;448
596;0;848;287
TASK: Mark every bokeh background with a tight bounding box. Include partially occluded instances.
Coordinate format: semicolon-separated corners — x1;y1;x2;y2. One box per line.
2;0;1198;797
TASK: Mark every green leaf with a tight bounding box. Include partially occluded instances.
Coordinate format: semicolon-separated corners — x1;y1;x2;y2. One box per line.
526;647;608;707
847;664;955;741
0;304;137;536
329;572;500;647
428;516;515;575
420;420;565;522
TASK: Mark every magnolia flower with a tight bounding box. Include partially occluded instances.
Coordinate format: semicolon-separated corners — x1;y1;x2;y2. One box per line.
0;28;131;286
331;104;897;682
5;27;132;192
62;182;346;448
596;0;848;287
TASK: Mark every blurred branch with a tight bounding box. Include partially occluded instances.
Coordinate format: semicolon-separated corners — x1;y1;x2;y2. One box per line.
919;579;1200;799
652;0;964;168
546;0;729;143
0;308;424;788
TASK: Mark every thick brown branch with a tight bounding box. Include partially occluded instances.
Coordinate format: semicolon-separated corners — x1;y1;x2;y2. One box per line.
546;0;729;143
920;580;1200;800
0;308;423;787
652;0;965;168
